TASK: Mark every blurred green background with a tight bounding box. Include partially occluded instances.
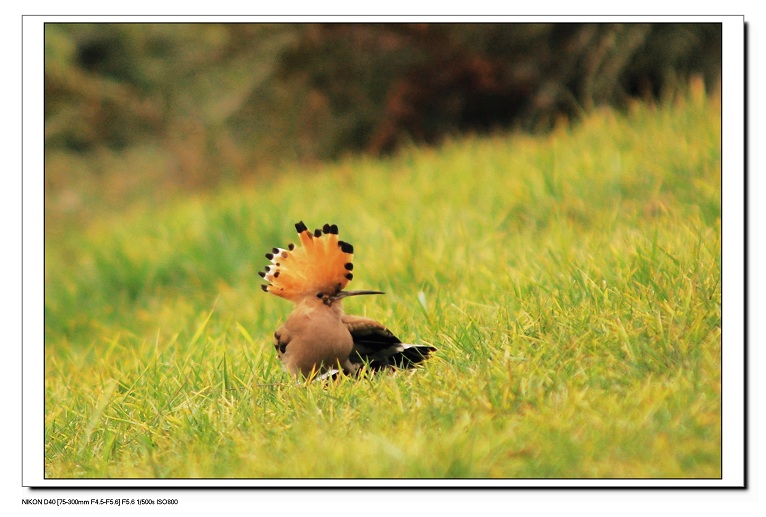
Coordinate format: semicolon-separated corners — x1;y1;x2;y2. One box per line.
45;23;721;231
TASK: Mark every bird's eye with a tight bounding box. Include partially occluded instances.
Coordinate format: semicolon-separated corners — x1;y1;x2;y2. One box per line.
316;292;324;298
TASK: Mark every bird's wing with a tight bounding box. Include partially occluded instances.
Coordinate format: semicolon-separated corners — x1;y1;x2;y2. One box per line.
341;314;435;370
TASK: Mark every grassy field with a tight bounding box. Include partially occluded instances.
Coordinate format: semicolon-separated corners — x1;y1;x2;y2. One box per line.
44;90;721;479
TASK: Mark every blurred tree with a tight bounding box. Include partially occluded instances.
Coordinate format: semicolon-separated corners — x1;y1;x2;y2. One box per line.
275;23;720;155
44;23;721;177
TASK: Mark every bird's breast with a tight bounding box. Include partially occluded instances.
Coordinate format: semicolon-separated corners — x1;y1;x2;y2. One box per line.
279;305;354;377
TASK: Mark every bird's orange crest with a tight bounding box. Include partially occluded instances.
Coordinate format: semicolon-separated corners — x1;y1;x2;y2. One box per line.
260;221;354;302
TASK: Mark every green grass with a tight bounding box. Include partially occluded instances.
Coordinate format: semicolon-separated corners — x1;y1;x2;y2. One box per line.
44;93;721;479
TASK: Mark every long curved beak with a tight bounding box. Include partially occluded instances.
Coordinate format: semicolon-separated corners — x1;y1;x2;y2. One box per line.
331;290;385;301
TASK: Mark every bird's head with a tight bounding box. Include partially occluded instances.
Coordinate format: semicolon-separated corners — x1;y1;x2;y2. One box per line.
316;289;385;307
260;221;383;306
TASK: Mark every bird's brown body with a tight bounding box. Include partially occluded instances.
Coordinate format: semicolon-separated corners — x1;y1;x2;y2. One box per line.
274;298;353;377
261;221;435;379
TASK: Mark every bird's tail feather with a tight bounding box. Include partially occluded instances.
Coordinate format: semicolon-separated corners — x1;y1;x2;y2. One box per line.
389;343;437;368
351;342;436;371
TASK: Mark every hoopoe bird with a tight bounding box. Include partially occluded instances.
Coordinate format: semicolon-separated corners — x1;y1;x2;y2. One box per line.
260;221;435;379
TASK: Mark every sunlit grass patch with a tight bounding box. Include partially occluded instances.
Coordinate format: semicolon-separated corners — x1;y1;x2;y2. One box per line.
44;93;721;479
